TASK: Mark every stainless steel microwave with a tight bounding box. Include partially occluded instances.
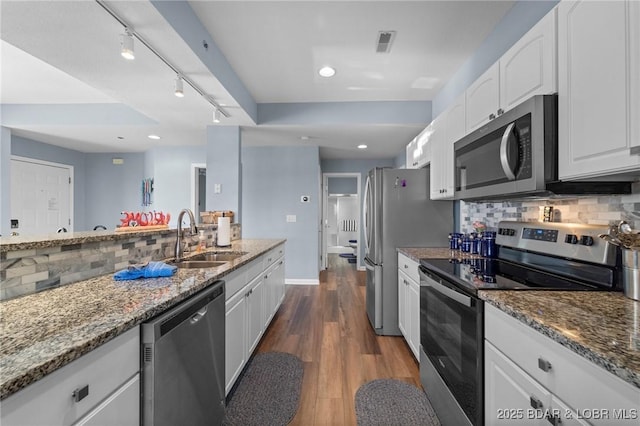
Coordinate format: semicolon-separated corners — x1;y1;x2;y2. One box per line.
453;94;630;200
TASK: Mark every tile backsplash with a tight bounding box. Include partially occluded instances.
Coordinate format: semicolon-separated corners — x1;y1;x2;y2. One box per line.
460;194;640;233
0;224;242;301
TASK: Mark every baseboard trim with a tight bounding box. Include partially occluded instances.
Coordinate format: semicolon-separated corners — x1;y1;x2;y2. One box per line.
285;278;320;286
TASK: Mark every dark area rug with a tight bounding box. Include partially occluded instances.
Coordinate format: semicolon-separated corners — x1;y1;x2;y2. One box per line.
355;379;440;426
224;351;304;426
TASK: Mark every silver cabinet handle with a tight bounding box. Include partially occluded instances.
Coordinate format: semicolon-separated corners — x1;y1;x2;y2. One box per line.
538;357;552;372
499;122;517;180
530;395;543;410
72;385;89;402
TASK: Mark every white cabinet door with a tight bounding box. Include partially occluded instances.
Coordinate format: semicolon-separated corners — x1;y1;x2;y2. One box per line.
225;290;247;395
407;279;420;361
466;63;500;132
430;113;456;200
558;0;640;179
406;138;420;169
247;275;265;354
500;9;557;112
74;374;139;426
397;269;408;337
273;258;285;310
485;341;551;426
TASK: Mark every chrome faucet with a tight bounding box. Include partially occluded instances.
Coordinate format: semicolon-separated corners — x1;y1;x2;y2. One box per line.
175;209;197;261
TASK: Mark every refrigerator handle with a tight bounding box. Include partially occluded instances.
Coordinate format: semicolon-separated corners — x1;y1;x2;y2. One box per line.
363;175;371;255
364;257;376;271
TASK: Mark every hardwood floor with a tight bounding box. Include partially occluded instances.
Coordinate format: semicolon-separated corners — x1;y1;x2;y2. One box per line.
255;254;421;425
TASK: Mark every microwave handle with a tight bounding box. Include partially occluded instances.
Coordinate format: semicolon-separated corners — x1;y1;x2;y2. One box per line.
499;122;517;180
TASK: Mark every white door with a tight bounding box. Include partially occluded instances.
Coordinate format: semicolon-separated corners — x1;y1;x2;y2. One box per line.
11;158;72;235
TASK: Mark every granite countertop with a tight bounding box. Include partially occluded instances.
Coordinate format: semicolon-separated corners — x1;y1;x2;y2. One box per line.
0;238;285;400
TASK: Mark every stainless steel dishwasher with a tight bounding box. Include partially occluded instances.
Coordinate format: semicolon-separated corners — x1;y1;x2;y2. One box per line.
142;280;225;426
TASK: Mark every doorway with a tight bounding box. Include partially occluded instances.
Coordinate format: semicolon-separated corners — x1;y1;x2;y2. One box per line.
322;173;361;270
10;156;73;235
191;163;207;219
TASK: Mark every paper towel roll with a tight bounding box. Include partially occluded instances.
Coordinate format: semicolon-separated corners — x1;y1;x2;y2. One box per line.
217;217;231;247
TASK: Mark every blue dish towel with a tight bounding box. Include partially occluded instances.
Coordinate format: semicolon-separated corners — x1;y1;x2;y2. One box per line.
114;261;177;281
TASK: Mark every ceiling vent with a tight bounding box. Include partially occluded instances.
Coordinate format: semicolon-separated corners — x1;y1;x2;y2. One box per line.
376;31;396;53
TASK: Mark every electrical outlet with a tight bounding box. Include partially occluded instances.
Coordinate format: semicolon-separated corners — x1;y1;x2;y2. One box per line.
286;215;297;223
214;184;221;194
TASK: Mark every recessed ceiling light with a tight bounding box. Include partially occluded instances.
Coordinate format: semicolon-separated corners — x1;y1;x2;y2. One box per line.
300;136;310;141
318;66;336;78
358;144;368;149
148;134;161;140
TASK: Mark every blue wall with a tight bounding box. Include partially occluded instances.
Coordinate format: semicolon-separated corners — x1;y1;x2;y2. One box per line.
0;127;11;236
146;145;206;228
242;145;321;282
84;153;145;229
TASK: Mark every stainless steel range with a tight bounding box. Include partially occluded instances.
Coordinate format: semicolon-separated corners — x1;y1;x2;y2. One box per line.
418;221;622;426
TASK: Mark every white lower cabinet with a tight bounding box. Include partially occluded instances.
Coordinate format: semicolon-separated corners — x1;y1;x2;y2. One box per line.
397;253;420;360
485;304;640;426
1;327;140;426
225;244;286;395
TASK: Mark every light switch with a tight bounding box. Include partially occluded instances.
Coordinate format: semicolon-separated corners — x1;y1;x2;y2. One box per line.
214;184;221;194
286;215;297;223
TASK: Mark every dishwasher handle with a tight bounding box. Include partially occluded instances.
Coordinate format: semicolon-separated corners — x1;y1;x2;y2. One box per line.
189;306;208;325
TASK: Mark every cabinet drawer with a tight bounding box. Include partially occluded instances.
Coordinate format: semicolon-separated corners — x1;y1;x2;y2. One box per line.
263;244;285;269
398;253;419;283
485;304;639;423
246;255;264;281
2;327;140;426
224;267;247;300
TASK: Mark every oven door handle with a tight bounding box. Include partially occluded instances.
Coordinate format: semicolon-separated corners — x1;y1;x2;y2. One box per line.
424;277;472;307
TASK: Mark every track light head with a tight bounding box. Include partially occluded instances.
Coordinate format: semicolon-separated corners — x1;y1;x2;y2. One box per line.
120;28;135;60
174;76;184;98
213;108;221;123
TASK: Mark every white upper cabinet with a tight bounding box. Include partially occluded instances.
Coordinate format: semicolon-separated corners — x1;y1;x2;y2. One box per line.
500;8;557;111
465;63;500;132
431;94;464;200
558;0;640;179
466;9;557;133
406;128;431;169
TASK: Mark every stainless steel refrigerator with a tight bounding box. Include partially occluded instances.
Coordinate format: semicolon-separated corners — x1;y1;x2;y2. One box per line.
363;167;453;335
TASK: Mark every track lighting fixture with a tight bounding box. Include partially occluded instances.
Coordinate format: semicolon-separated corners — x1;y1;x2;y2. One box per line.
213;108;221;123
174;75;184;98
120;28;135;60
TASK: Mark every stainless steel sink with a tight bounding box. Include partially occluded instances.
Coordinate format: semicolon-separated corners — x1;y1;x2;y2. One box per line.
172;251;247;268
188;252;247;262
173;260;228;269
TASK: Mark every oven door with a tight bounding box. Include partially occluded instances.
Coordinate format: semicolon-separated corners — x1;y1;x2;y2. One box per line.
420;266;483;425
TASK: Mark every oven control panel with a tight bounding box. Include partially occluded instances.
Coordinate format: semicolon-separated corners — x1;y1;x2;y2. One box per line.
522;227;558;242
496;221;617;266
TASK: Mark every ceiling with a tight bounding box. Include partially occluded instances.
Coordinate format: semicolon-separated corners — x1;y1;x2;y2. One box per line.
0;0;515;160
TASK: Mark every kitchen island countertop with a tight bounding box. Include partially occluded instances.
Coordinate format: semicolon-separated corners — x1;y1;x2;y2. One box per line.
0;238;285;400
398;247;640;390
